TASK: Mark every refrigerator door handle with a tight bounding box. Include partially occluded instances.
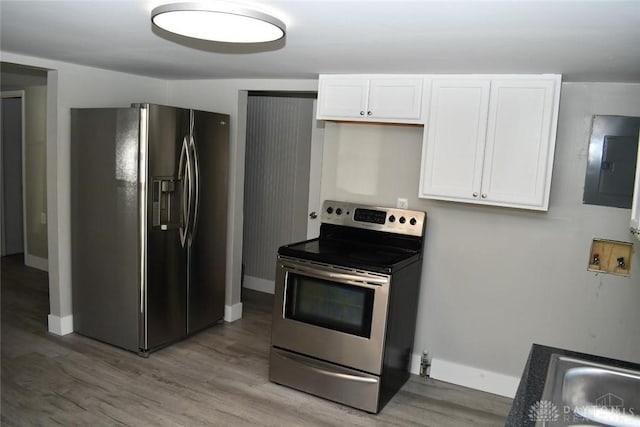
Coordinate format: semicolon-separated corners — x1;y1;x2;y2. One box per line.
189;134;200;244
178;136;192;247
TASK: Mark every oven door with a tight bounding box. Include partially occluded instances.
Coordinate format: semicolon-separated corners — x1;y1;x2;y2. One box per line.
272;257;390;375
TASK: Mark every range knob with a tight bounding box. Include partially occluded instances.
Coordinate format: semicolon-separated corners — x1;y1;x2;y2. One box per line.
399;216;406;224
410;217;417;226
336;208;343;215
388;215;396;223
326;207;334;214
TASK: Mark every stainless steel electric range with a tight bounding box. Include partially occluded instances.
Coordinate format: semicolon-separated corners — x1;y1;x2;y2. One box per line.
269;200;426;413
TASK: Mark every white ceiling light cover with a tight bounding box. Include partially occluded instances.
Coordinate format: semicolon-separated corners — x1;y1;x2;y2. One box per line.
152;2;286;43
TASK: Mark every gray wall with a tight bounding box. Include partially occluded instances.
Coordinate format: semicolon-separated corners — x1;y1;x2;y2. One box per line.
24;86;48;259
1;62;48;91
1;96;24;255
321;82;640;385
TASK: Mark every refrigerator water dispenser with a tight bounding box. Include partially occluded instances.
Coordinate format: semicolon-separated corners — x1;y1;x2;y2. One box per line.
152;178;180;229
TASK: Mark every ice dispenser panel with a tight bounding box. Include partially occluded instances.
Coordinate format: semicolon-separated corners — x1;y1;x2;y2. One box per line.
152;177;180;229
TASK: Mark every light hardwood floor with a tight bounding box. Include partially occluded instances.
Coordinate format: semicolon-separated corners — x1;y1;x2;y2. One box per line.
1;255;512;426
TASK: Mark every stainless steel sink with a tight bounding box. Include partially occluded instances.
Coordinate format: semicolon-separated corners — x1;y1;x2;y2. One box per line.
537;353;640;426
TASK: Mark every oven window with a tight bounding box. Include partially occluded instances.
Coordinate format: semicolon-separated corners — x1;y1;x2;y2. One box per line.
285;273;374;338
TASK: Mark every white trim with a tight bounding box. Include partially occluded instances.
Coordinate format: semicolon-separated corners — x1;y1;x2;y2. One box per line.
410;352;424;375
25;254;48;271
243;275;275;294
45;69;59;338
424;357;519;398
224;302;243;322
306;98;323;240
47;313;74;335
410;353;519;398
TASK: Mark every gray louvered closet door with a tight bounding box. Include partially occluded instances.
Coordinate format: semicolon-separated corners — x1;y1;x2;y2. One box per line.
243;95;314;286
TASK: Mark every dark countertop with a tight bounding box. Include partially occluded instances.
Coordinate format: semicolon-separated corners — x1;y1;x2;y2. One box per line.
505;343;640;427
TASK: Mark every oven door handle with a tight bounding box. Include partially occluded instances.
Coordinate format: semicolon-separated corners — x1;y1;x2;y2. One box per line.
283;263;388;286
330;274;387;286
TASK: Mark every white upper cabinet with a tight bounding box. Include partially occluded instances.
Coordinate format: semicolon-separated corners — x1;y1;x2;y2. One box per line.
420;79;491;200
316;77;369;120
631;132;640;241
419;74;561;211
481;78;558;208
317;75;425;123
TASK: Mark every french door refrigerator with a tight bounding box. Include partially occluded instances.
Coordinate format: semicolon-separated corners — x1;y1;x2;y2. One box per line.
71;104;229;355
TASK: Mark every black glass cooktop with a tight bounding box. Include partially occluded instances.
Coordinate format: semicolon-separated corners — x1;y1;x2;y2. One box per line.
278;237;420;274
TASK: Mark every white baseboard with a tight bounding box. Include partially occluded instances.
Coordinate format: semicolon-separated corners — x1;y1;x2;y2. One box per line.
410;352;424;375
224;302;243;322
47;314;73;335
410;353;519;398
25;254;48;272
243;275;275;294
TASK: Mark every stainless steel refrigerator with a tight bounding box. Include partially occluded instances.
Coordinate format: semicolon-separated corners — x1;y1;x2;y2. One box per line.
70;104;229;355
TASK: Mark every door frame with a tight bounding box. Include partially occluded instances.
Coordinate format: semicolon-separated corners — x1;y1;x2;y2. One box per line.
1;90;27;258
241;91;322;294
307;99;324;239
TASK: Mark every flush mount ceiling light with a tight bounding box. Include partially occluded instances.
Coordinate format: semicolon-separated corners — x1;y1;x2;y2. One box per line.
151;2;286;43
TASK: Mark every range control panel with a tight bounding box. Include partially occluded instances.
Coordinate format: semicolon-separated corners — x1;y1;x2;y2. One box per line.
321;200;426;237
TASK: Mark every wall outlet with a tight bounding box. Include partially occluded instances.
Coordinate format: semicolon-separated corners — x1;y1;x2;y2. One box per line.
397;198;409;209
41;212;47;225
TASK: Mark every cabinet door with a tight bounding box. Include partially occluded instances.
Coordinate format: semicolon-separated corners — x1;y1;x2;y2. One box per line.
368;78;424;120
631;132;640;240
316;76;369;120
420;79;490;201
481;79;557;209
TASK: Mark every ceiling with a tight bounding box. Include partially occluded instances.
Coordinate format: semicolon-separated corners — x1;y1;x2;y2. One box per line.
1;0;639;82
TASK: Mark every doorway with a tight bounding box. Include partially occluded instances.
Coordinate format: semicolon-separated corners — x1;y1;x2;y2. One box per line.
1;62;49;270
242;92;323;294
1;94;24;256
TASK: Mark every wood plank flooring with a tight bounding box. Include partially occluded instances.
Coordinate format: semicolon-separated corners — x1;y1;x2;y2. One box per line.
1;254;512;426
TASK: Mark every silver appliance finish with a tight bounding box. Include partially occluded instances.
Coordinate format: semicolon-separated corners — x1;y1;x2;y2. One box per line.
272;257;391;375
270;200;426;413
270;347;382;413
71;104;229;354
320;200;426;237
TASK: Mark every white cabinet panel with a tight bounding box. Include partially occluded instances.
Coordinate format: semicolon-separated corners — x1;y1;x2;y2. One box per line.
317;77;369;120
368;78;424;120
317;75;425;123
419;74;561;211
631;132;640;241
482;79;557;208
420;80;490;200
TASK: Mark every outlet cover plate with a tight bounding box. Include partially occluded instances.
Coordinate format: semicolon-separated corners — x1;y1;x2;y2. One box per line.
397;198;409;209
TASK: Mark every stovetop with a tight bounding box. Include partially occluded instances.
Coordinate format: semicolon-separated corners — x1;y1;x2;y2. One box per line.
278;238;420;274
278;201;426;274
